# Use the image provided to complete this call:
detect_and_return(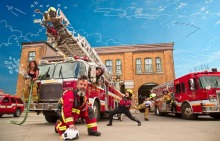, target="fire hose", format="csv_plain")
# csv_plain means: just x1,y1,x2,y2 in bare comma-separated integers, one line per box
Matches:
10,80,34,125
